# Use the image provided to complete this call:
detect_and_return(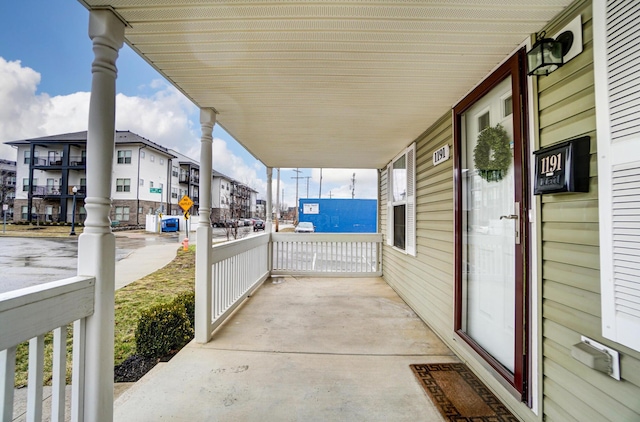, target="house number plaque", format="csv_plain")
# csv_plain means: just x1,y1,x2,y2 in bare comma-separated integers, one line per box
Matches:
533,136,590,195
